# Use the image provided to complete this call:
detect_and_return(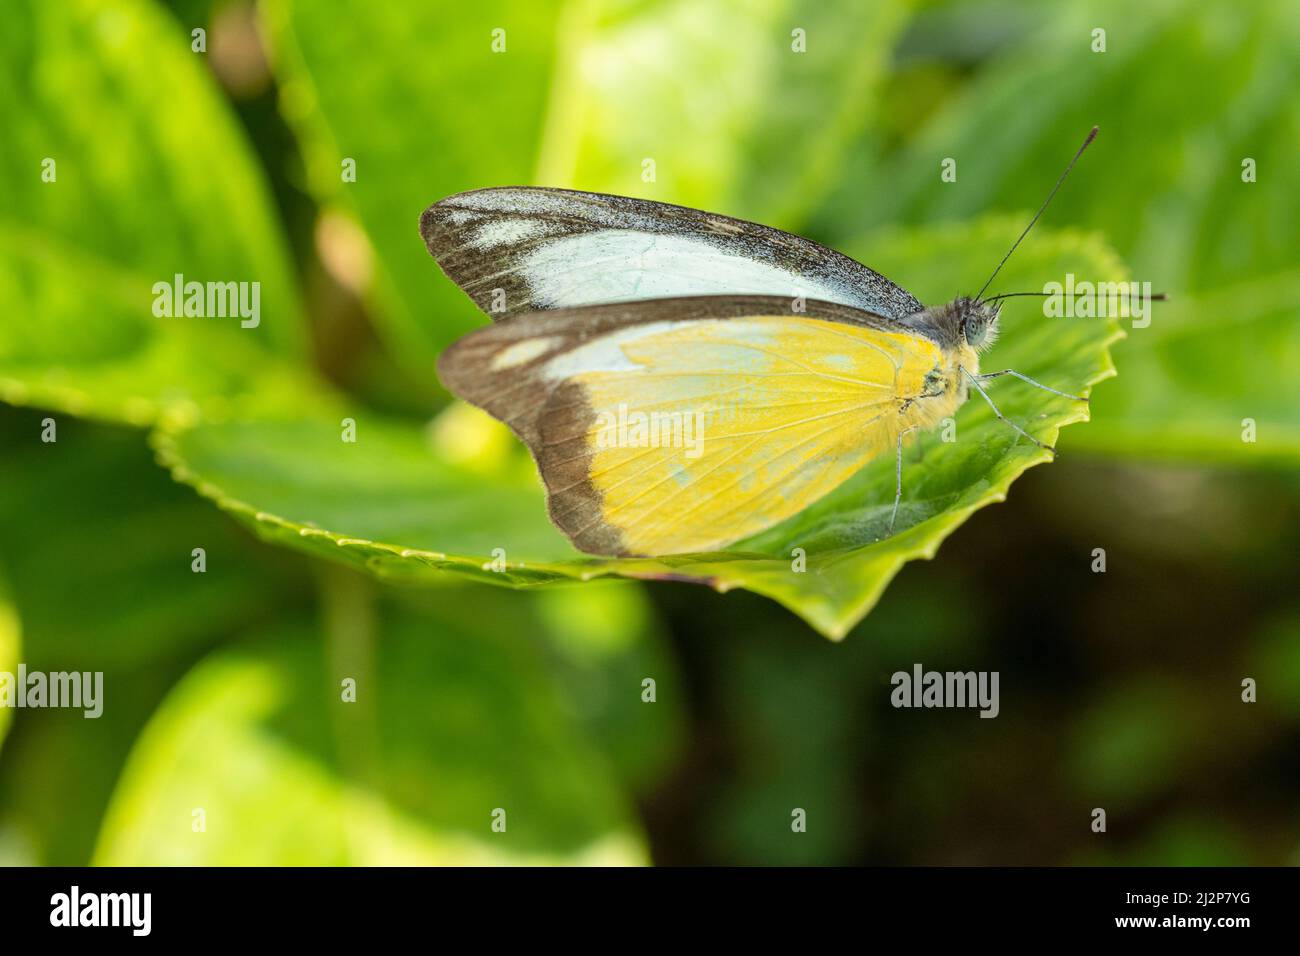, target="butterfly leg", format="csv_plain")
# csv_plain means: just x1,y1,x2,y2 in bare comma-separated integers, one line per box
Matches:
977,369,1087,402
889,425,922,534
961,368,1057,456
